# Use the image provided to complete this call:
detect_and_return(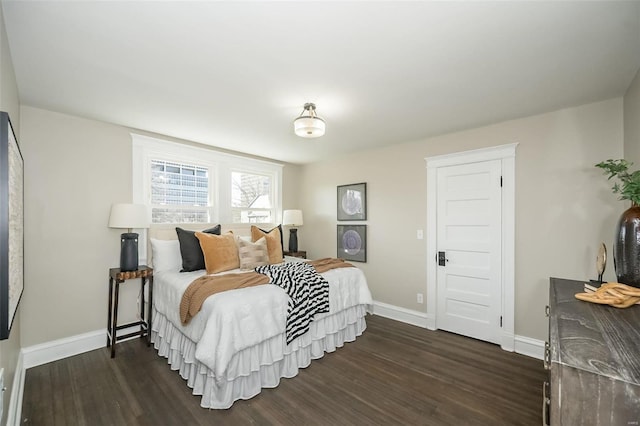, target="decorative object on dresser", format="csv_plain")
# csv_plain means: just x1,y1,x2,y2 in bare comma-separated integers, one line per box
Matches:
614,204,640,286
575,281,640,308
337,182,366,221
337,224,366,262
0,111,23,340
596,159,640,287
282,209,303,252
546,278,640,425
107,266,153,358
293,102,325,138
108,203,150,271
593,242,607,285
